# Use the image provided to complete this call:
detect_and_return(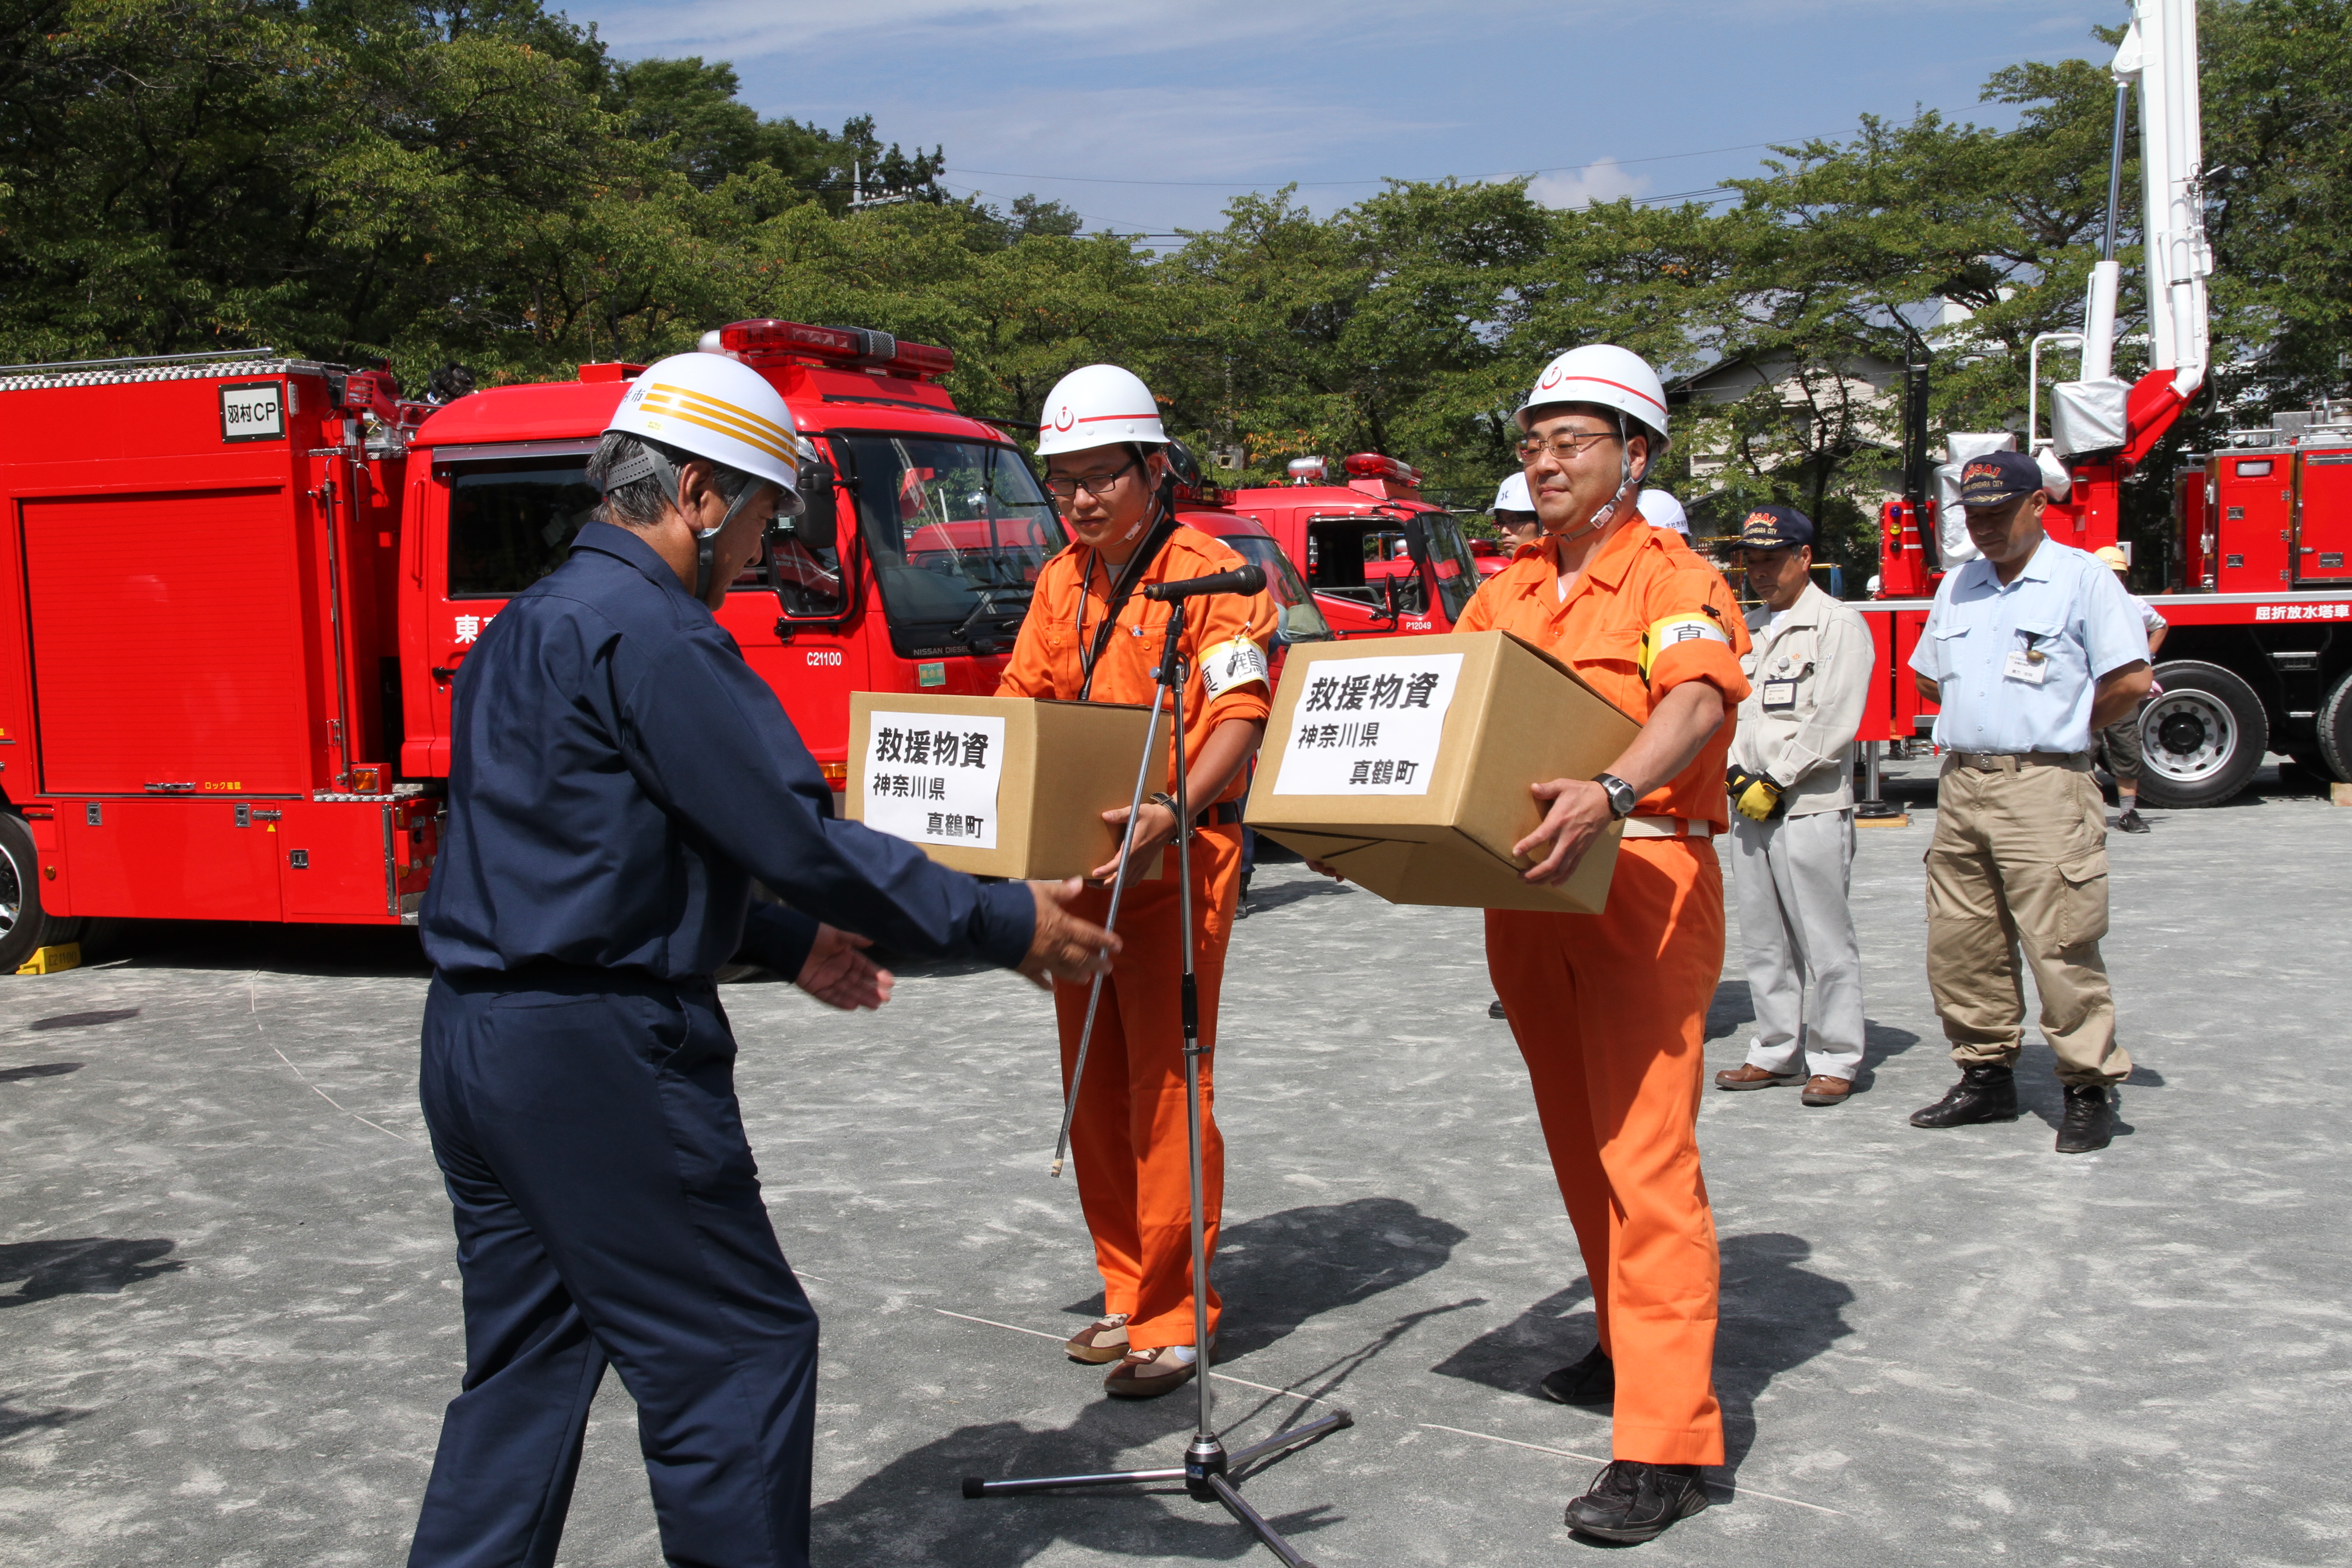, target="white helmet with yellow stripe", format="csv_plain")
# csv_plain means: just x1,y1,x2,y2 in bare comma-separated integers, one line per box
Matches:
598,351,806,599
609,352,804,495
